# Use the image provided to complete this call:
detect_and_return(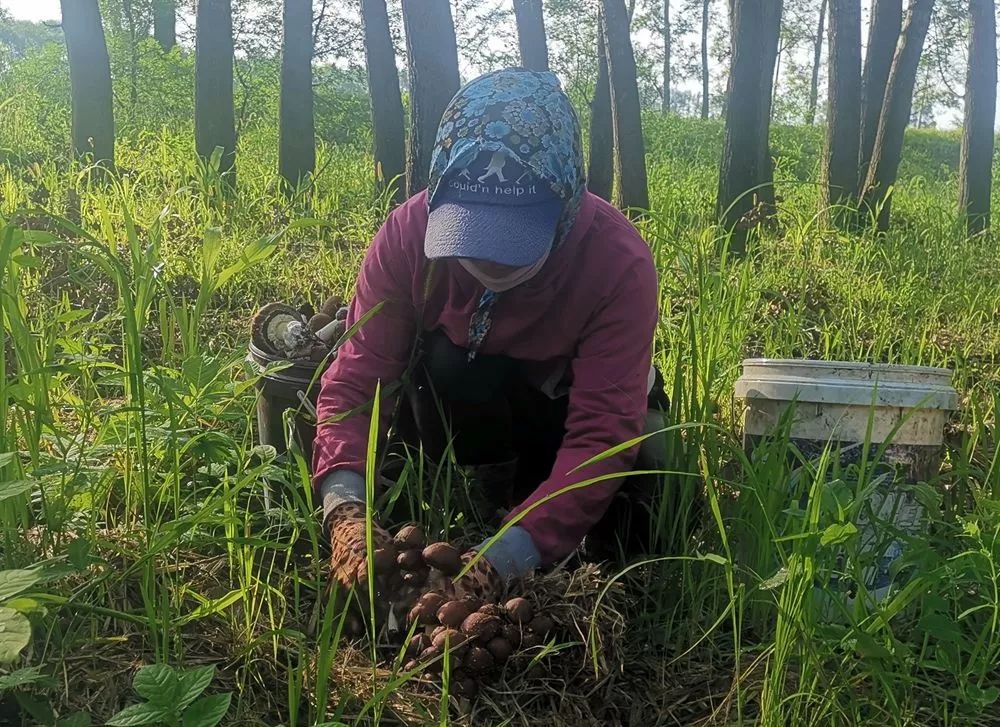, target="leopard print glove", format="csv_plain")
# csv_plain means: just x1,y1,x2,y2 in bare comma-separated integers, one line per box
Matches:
328,502,393,591
424,550,504,605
